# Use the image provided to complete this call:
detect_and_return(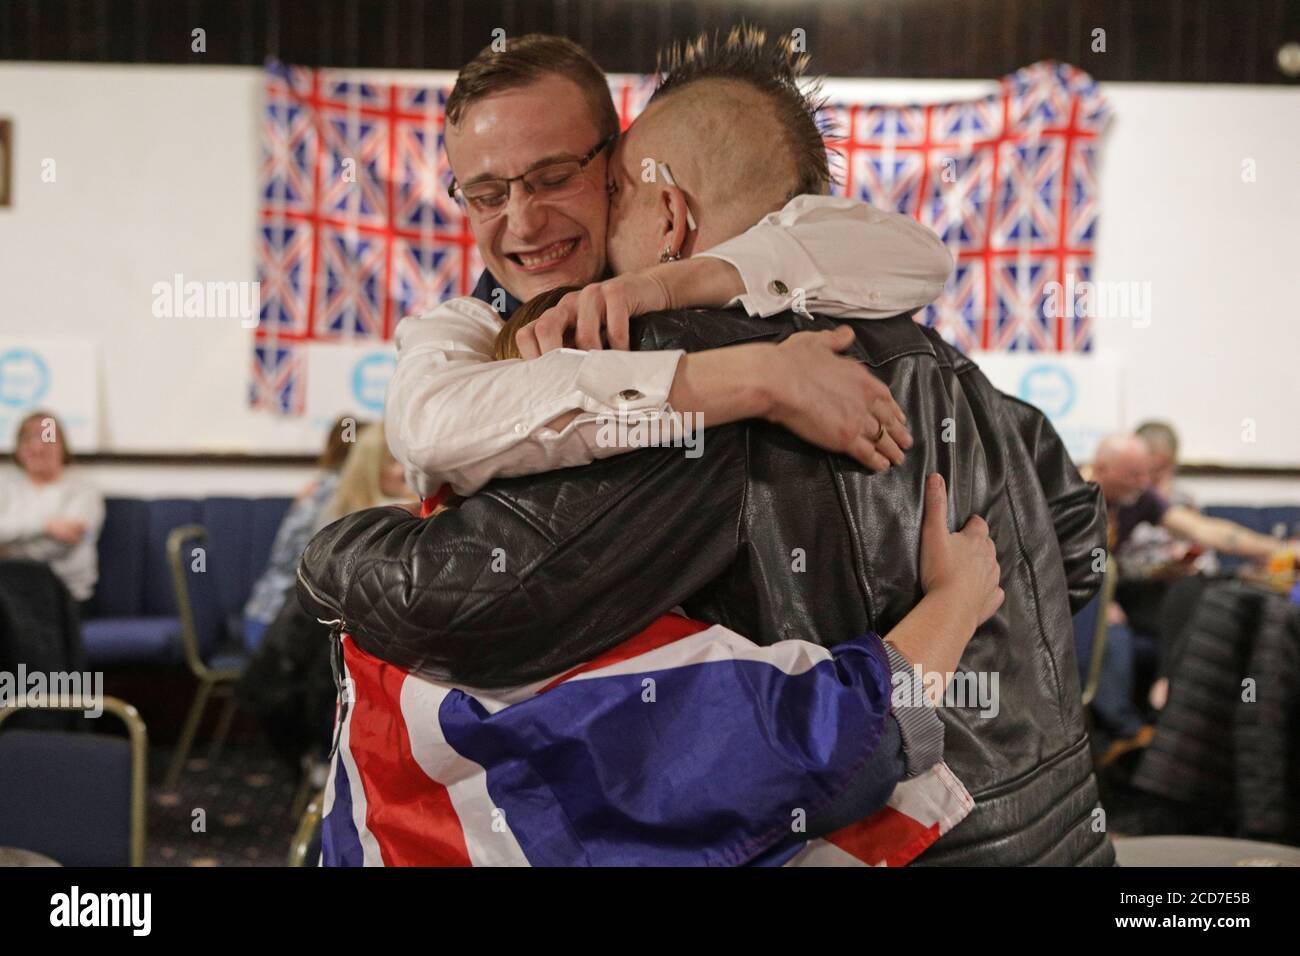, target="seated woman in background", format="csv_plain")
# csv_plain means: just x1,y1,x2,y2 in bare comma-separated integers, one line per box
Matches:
242,415,355,650
0,410,105,612
238,422,417,777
